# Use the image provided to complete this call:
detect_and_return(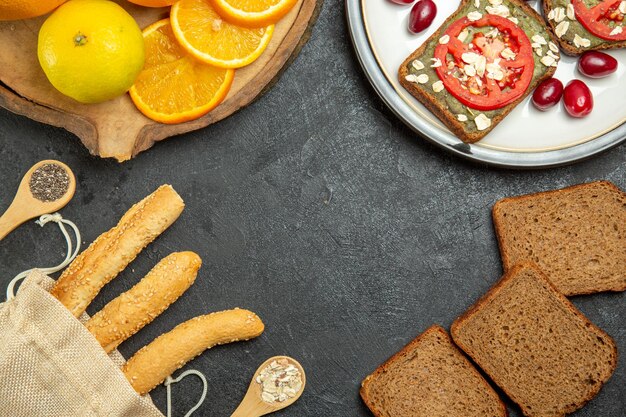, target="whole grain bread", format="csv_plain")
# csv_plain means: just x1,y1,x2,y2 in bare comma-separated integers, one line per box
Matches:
543,0,626,55
398,0,558,143
492,180,626,296
451,263,618,417
360,325,507,417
